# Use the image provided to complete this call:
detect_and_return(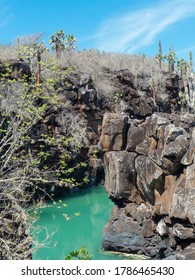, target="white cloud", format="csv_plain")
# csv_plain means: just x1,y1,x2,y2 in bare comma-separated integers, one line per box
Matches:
93,0,195,53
